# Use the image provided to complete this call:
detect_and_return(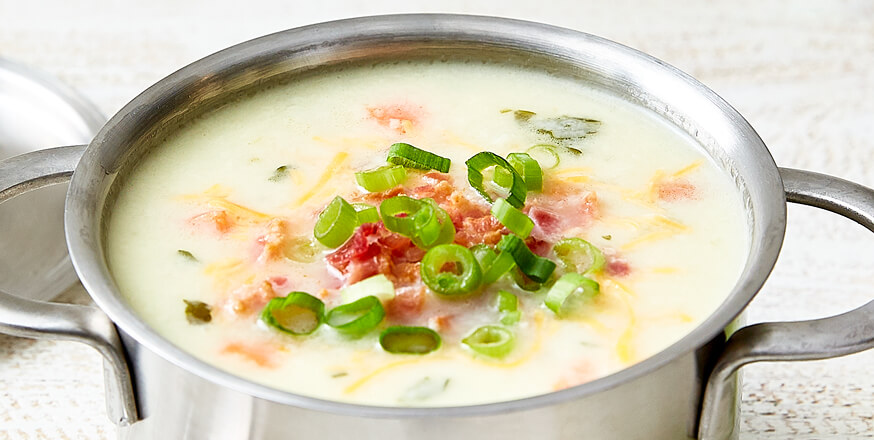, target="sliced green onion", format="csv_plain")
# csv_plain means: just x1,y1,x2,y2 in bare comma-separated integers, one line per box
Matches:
412,202,442,246
462,325,515,358
491,198,534,238
380,326,441,354
496,291,521,325
355,164,407,192
183,299,211,324
411,199,455,249
507,153,543,191
379,196,422,237
420,244,482,296
553,238,606,275
511,267,543,292
387,143,451,173
471,244,497,270
465,152,527,208
472,243,515,285
326,296,385,336
496,290,518,313
352,203,380,224
314,196,358,248
497,234,556,284
544,273,600,316
526,144,560,169
261,292,325,335
340,274,396,304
